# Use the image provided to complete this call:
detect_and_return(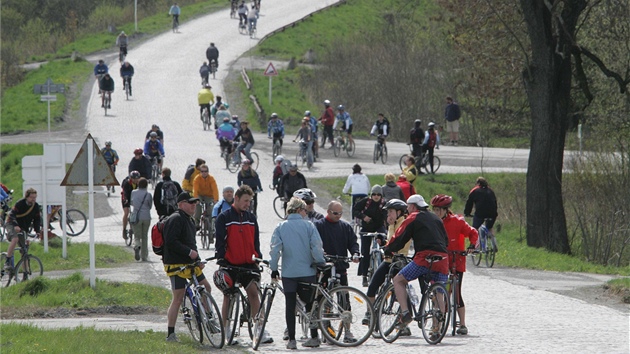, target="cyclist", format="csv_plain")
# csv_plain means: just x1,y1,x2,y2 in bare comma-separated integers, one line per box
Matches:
214,185,273,344
333,105,354,151
215,105,232,130
269,197,326,349
247,4,259,33
304,110,319,160
230,114,240,128
409,119,424,163
370,113,390,146
115,31,128,61
98,73,115,109
383,194,449,330
464,177,498,231
93,59,108,80
3,188,42,272
237,159,262,215
216,117,237,157
128,148,152,179
197,84,214,122
364,198,412,336
211,96,229,128
430,194,478,335
342,164,371,219
421,122,440,174
101,141,119,192
192,164,219,230
279,165,307,211
267,113,285,149
169,2,181,27
121,171,141,240
293,117,313,167
145,124,164,145
212,185,234,220
237,1,248,27
205,42,219,70
319,99,335,148
120,61,134,96
353,185,387,287
144,132,165,172
293,188,324,222
233,121,255,165
272,155,285,195
199,61,210,85
182,158,205,194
